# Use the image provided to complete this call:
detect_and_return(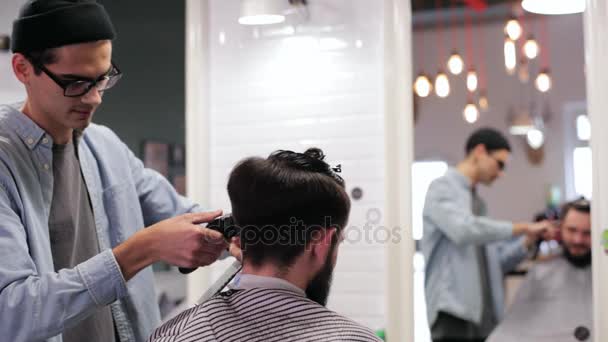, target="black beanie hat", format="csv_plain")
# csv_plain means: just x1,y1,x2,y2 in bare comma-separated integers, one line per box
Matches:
11,0,116,53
